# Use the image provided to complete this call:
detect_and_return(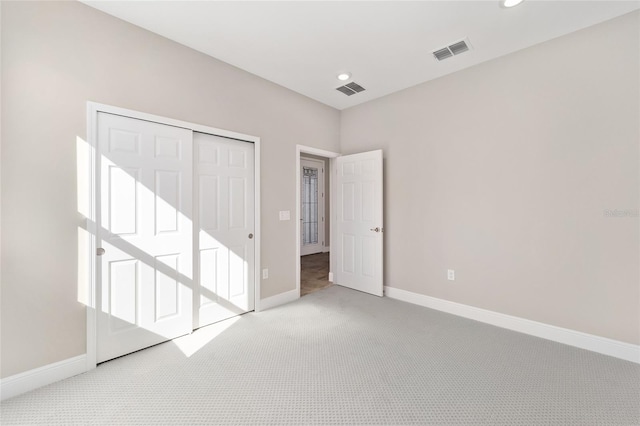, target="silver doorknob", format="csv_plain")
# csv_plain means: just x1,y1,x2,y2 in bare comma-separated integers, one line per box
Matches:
96,248,106,256
248,233,254,239
370,227,380,233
